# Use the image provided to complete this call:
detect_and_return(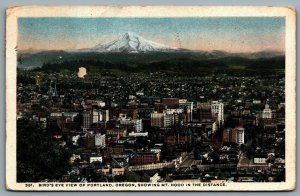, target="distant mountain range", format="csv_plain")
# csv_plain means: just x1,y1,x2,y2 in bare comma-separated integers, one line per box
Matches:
77,32,178,53
17,32,285,72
